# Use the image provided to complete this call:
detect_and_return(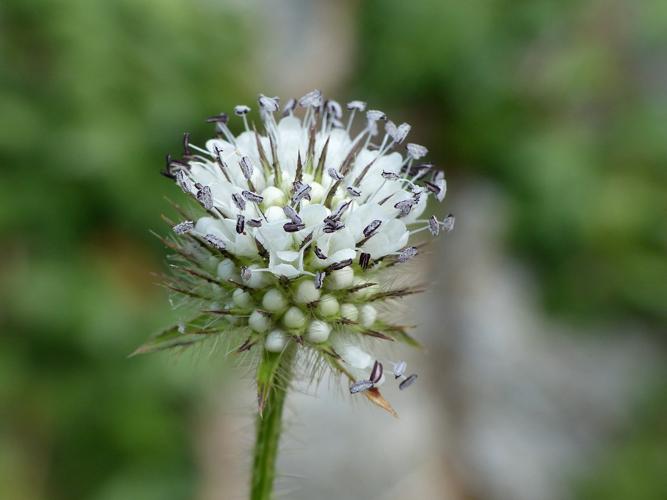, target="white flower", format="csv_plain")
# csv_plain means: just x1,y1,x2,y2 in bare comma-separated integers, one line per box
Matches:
153,90,451,414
